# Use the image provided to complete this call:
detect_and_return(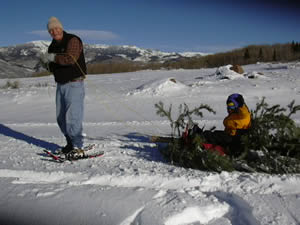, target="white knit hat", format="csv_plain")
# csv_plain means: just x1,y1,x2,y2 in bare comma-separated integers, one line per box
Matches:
47,17,63,31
